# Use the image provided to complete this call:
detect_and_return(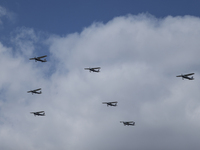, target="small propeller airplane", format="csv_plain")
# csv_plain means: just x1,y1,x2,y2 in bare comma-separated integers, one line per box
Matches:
176,73,194,80
27,88,42,95
84,67,101,72
120,121,135,126
29,55,47,62
102,101,118,107
30,111,45,116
